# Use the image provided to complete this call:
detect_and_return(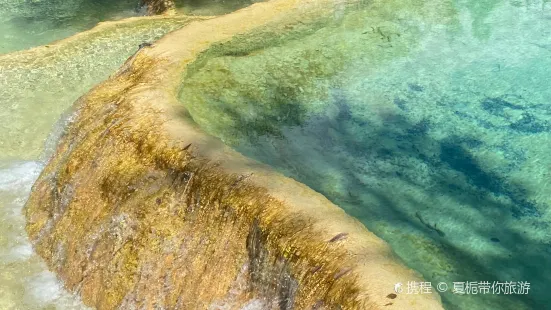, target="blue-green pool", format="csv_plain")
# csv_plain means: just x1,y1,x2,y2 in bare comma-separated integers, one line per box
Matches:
0,0,140,54
180,0,551,309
